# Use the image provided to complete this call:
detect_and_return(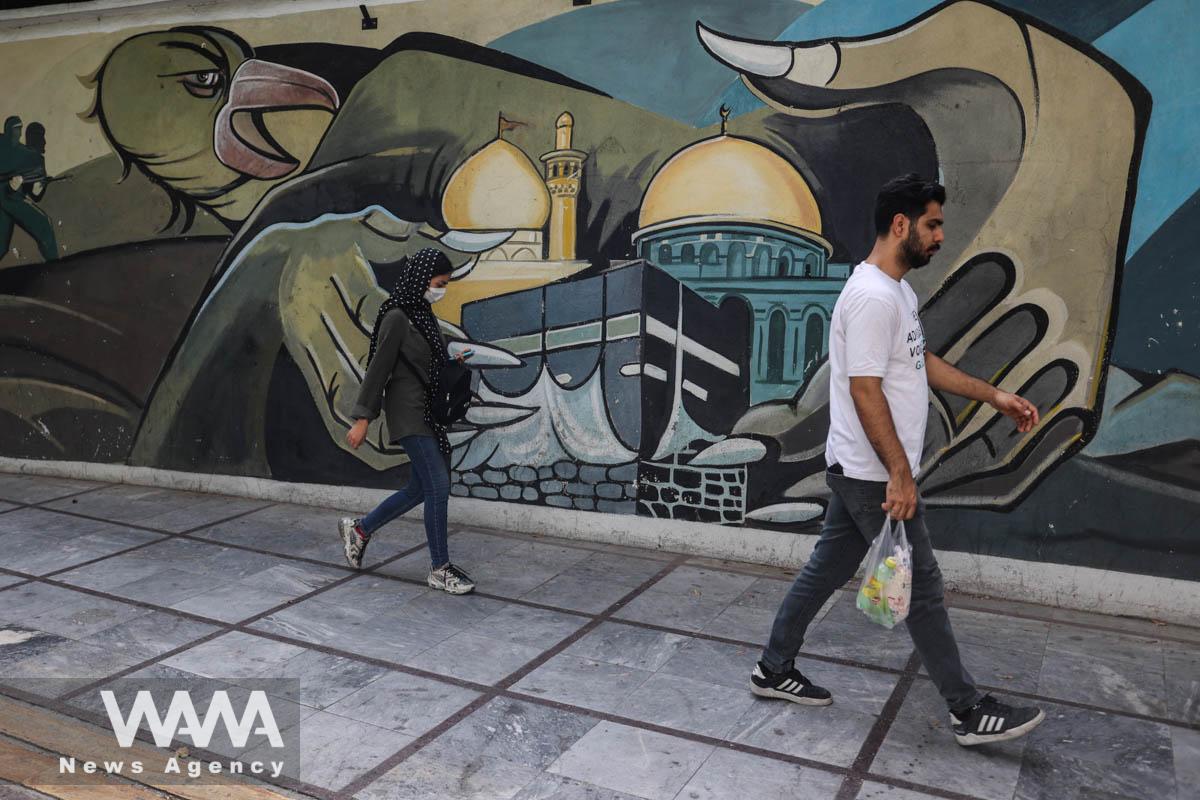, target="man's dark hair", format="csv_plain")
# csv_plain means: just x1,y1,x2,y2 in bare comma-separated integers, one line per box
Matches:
874,173,946,236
